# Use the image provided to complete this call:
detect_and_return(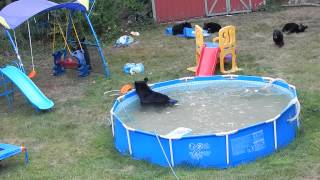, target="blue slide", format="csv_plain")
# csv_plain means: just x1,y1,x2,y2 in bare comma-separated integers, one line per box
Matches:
0,65,54,110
